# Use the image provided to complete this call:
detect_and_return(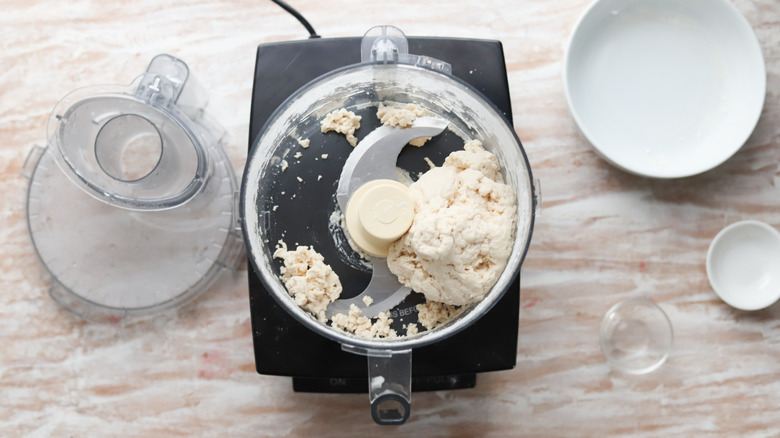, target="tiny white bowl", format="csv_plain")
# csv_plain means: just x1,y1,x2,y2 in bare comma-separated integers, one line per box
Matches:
706,220,780,311
563,0,765,178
